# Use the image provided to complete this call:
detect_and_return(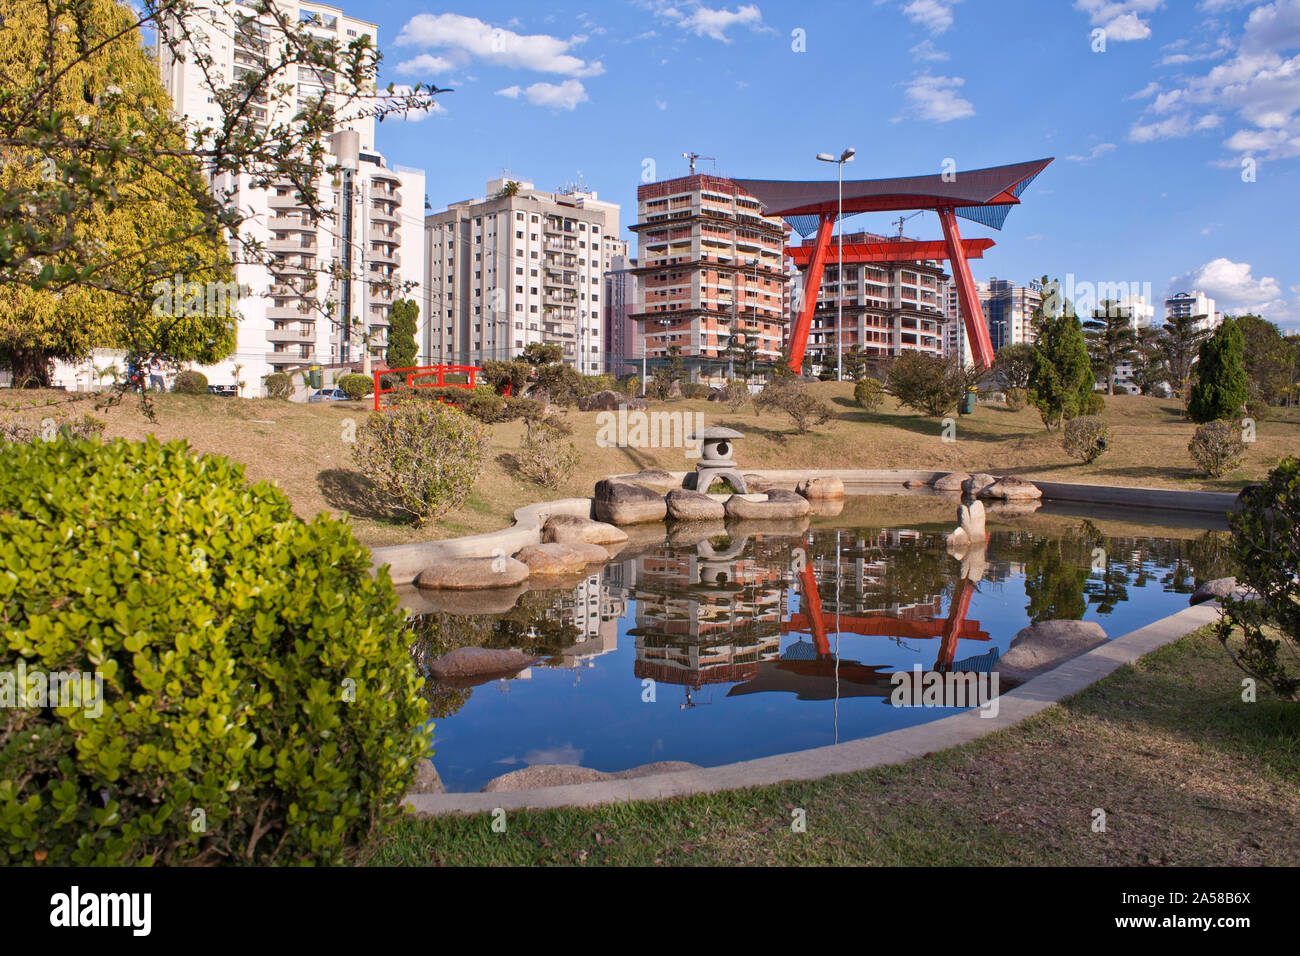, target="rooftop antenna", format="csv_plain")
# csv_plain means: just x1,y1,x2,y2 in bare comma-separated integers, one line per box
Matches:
683,151,715,174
